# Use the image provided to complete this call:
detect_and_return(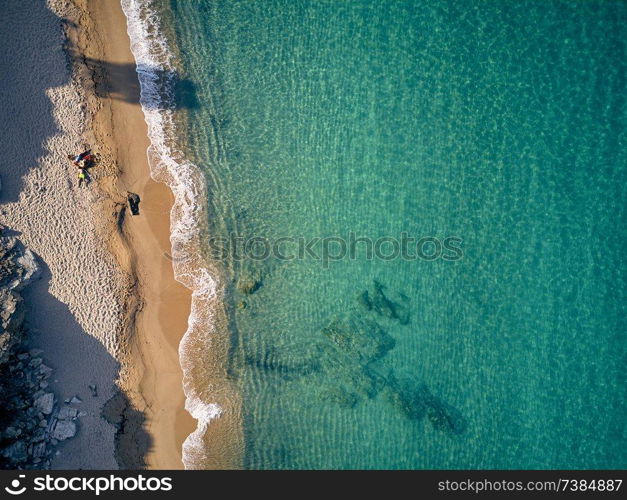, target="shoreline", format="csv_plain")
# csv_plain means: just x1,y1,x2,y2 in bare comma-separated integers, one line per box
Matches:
2,0,240,470
108,0,245,469
70,0,196,468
